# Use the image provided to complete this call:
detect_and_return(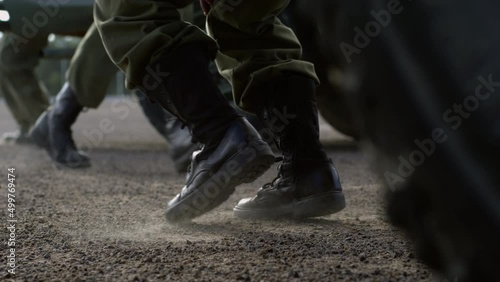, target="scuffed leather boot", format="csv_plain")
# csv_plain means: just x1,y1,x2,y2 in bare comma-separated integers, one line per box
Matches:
140,44,275,222
234,74,346,219
167,117,275,222
30,83,90,168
